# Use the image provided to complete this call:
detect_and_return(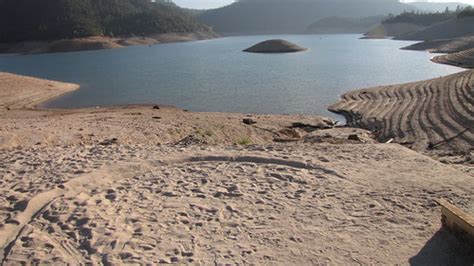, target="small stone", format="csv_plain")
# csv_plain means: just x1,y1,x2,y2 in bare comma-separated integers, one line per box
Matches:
99,138,118,146
181,251,194,257
162,191,177,197
226,205,238,212
119,252,133,260
348,134,361,141
12,199,29,212
159,258,171,264
153,105,160,110
105,194,117,201
278,128,302,139
227,184,239,192
243,118,257,125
